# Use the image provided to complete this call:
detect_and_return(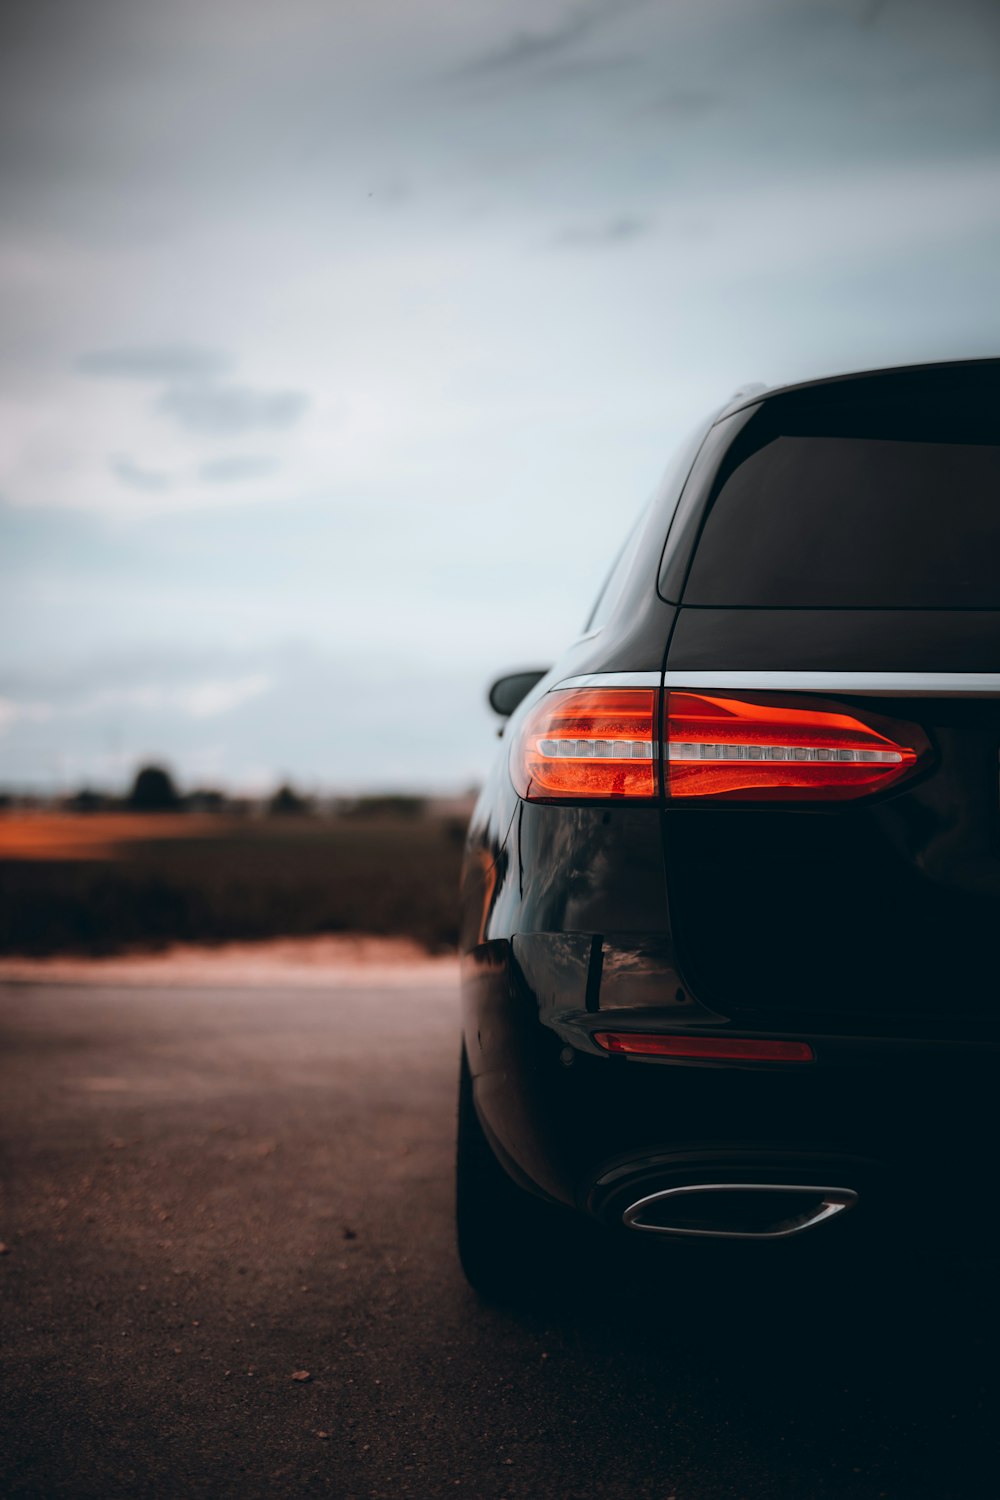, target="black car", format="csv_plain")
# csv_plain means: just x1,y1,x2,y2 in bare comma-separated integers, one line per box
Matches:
456,357,1000,1300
